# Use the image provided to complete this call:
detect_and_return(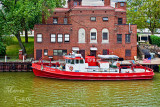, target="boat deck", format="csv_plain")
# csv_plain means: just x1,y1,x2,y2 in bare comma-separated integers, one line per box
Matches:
121,68,150,73
45,65,151,73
